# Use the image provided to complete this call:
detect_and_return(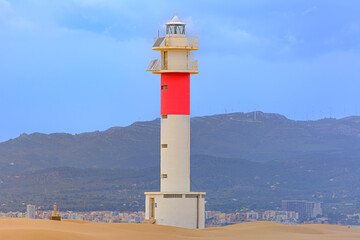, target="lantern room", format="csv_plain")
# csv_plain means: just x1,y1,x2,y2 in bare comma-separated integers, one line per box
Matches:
166,14,186,36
